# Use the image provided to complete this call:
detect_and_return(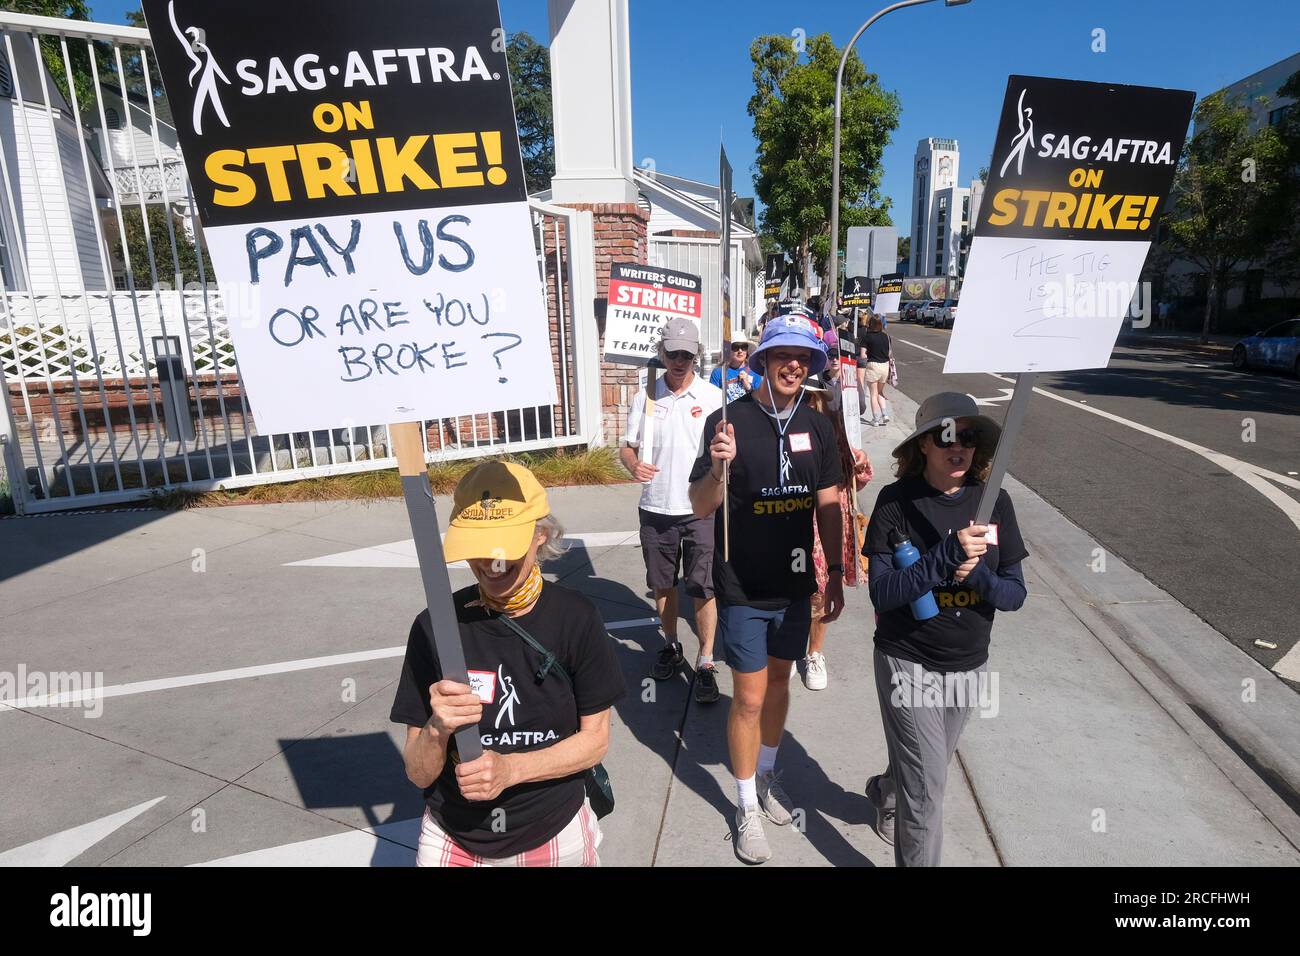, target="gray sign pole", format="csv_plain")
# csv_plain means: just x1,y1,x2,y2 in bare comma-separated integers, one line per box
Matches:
974,373,1037,525
391,422,483,761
